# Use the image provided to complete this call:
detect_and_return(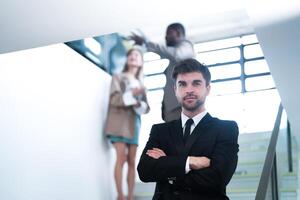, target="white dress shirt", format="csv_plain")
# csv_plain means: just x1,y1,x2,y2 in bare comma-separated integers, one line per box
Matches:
181,110,208,173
